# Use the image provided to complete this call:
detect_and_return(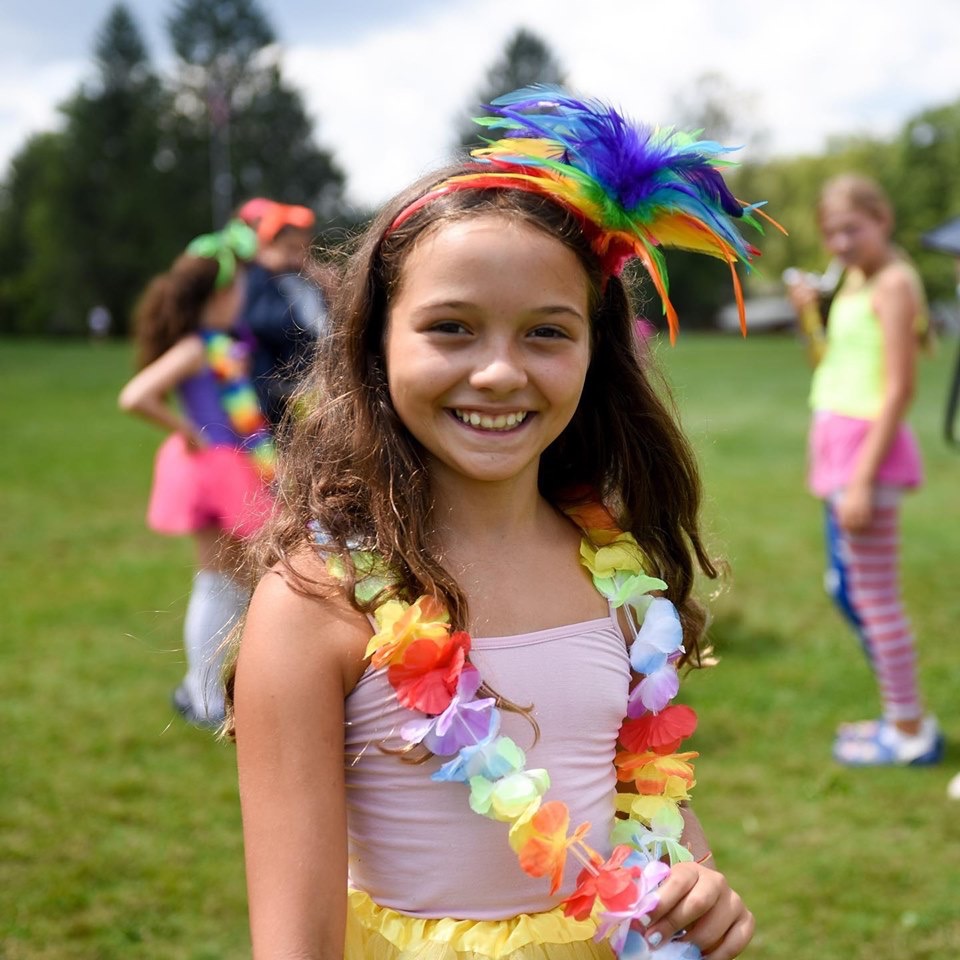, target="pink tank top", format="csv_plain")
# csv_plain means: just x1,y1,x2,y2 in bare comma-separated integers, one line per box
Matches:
344,608,630,919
